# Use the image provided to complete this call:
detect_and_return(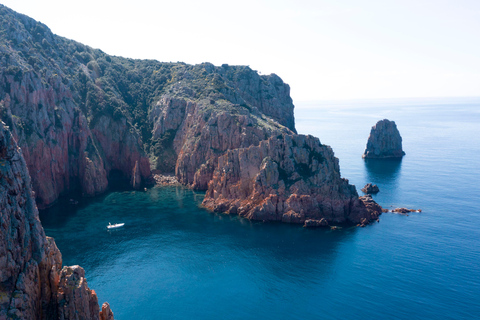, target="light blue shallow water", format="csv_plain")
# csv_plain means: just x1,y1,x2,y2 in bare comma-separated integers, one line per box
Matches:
40,97,480,319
